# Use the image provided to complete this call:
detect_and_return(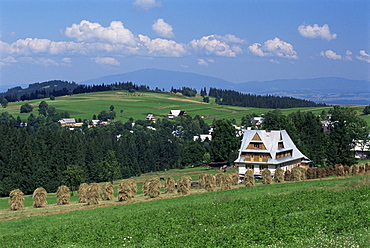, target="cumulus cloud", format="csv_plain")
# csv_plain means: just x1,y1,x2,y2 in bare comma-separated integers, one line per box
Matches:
62,57,72,63
189,35,244,57
298,24,337,41
320,50,342,60
138,35,186,57
356,50,370,63
133,0,161,11
0,56,17,66
197,58,215,66
92,57,120,66
65,20,136,45
152,19,174,38
248,38,298,59
345,50,353,61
